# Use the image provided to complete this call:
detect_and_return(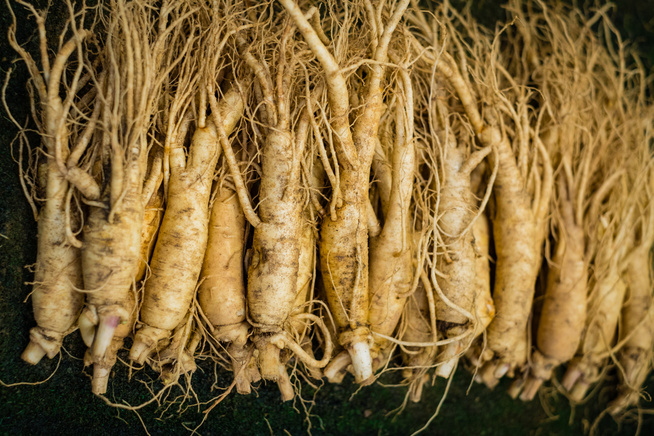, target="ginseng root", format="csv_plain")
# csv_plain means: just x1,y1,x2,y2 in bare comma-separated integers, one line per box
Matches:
198,180,260,395
130,88,244,364
7,0,91,365
282,0,412,384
